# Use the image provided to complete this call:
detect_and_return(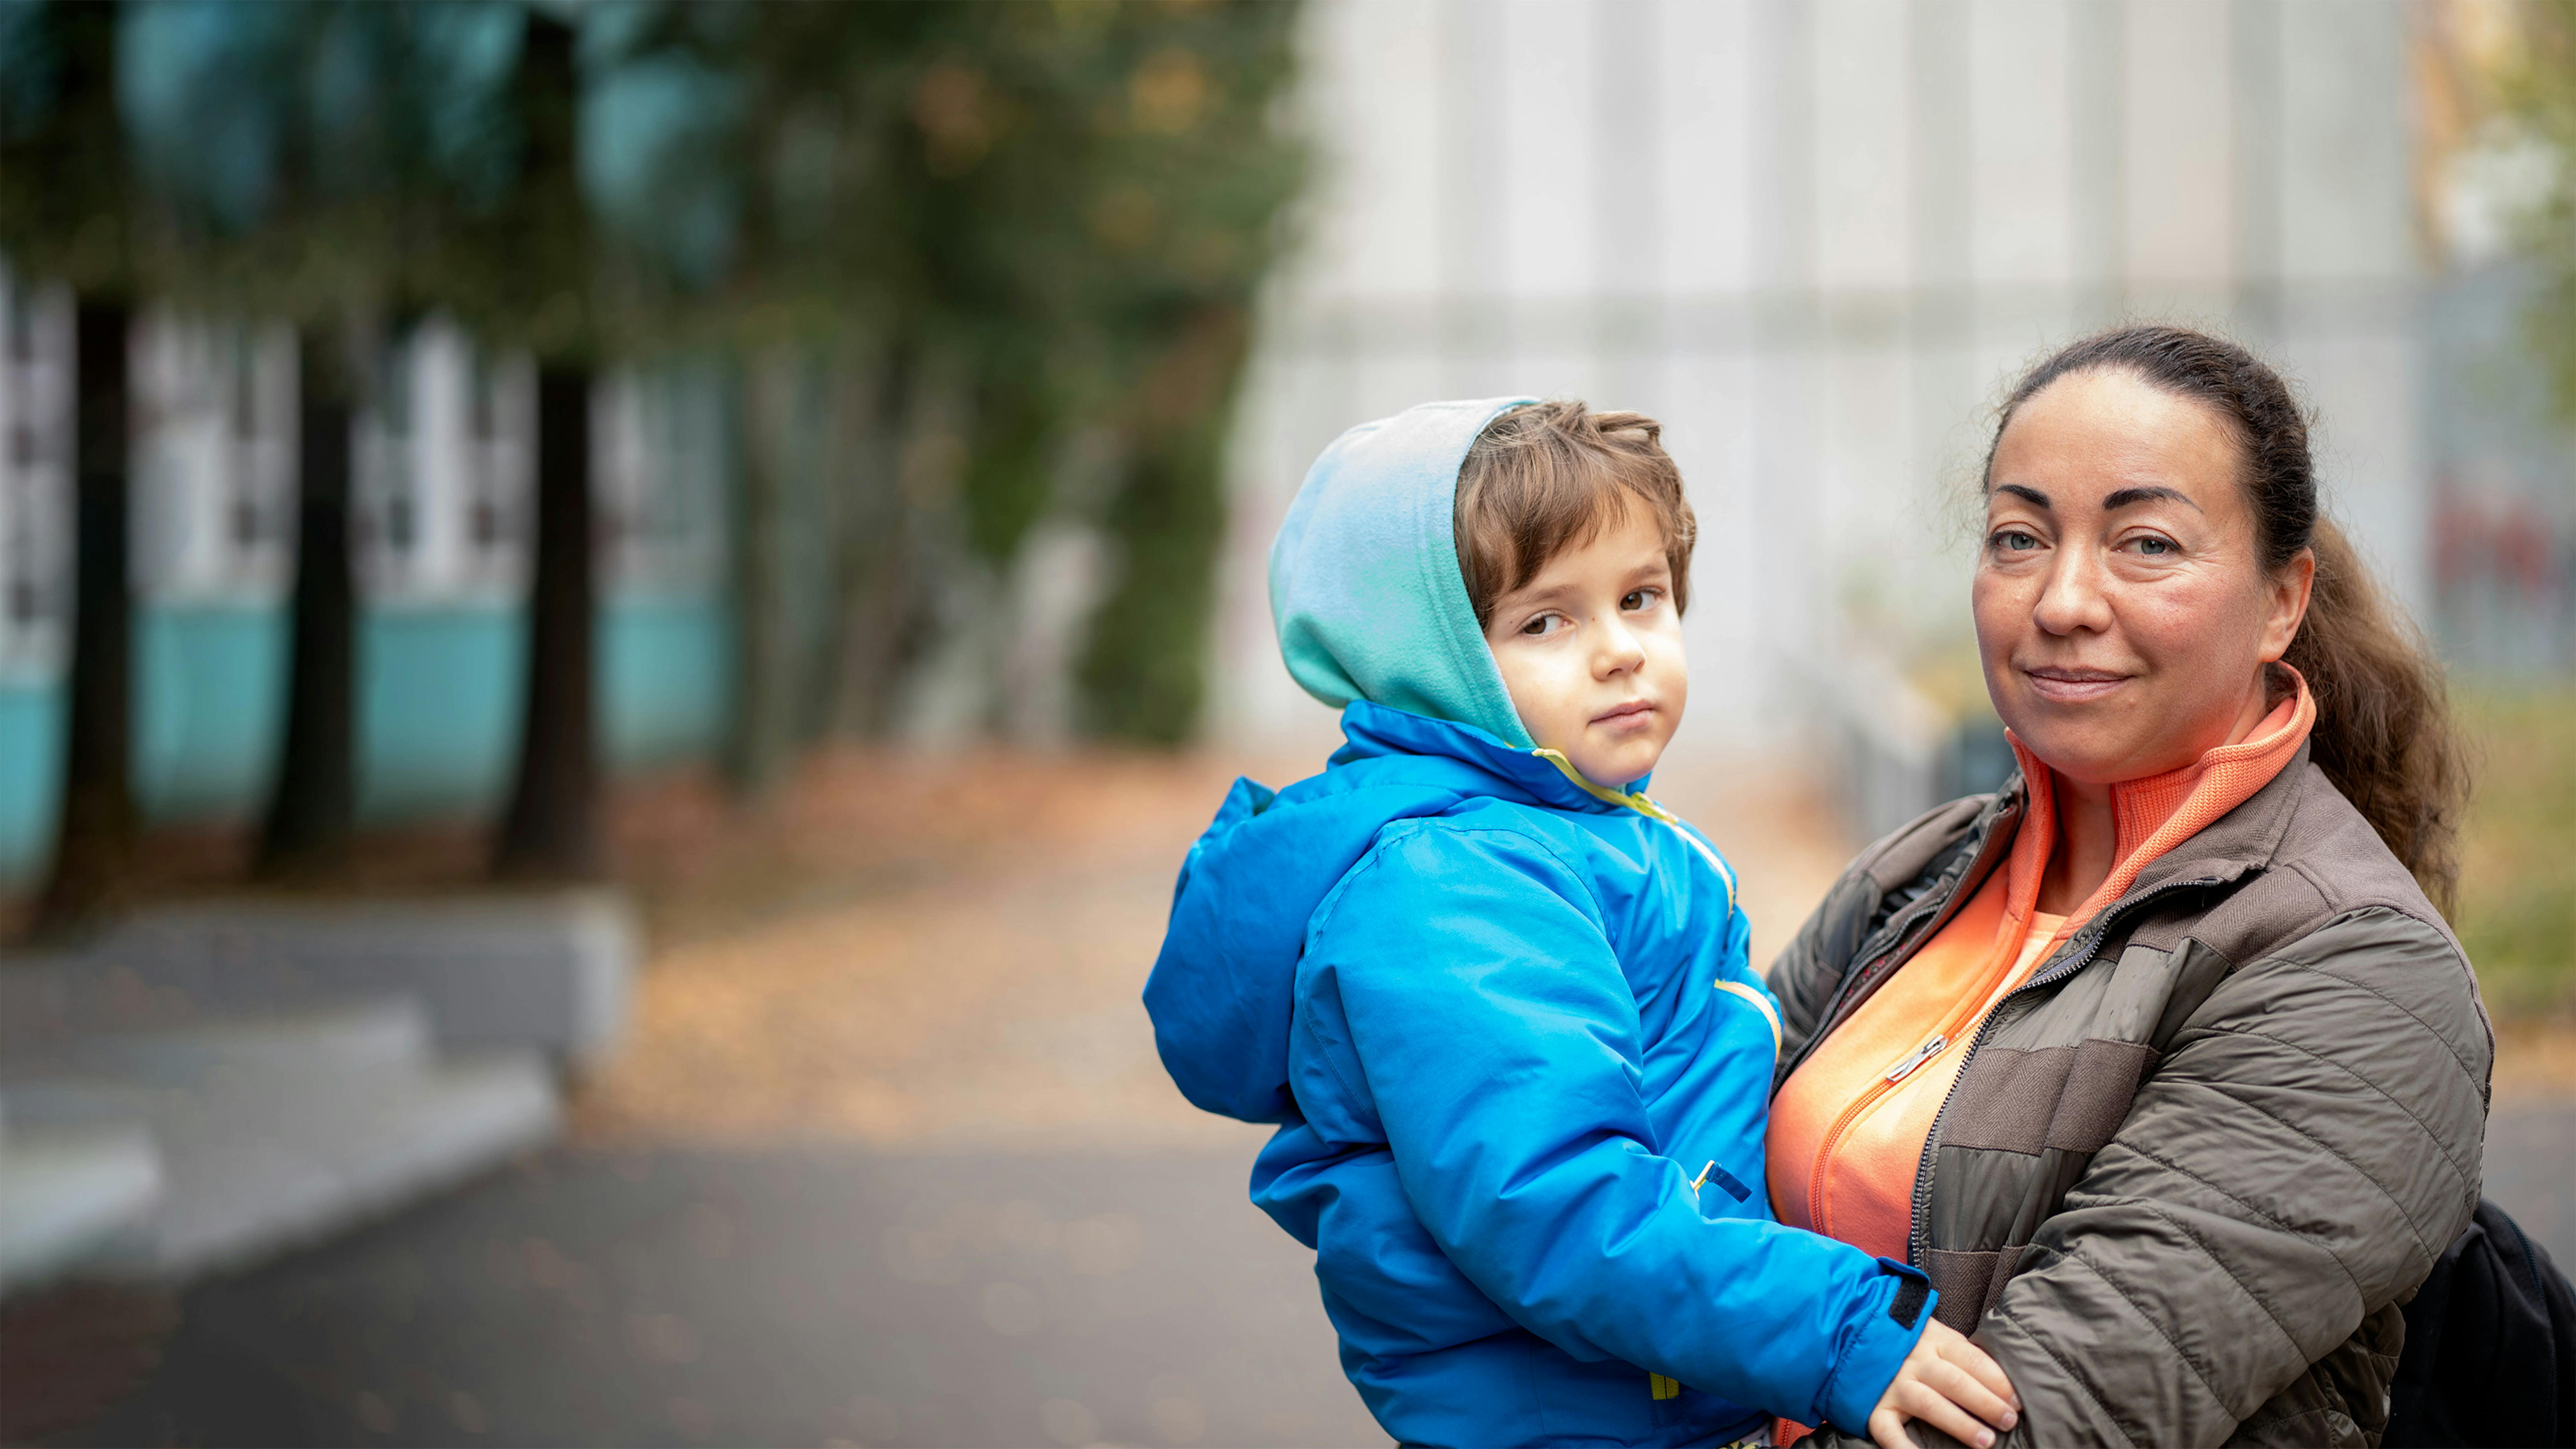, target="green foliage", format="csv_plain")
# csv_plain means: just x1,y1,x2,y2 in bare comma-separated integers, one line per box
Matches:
700,0,1305,739
2494,0,2576,422
587,2,1307,739
1079,430,1226,745
1079,306,1249,744
3,0,1307,749
2453,684,2576,1020
0,0,133,295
